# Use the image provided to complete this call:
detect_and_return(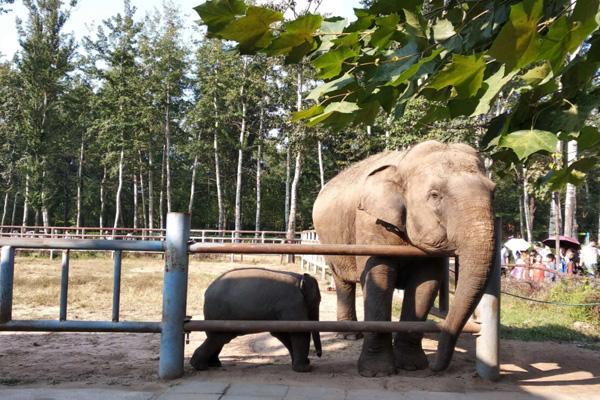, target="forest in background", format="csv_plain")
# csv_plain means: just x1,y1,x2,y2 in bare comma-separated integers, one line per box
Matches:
0,0,599,243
